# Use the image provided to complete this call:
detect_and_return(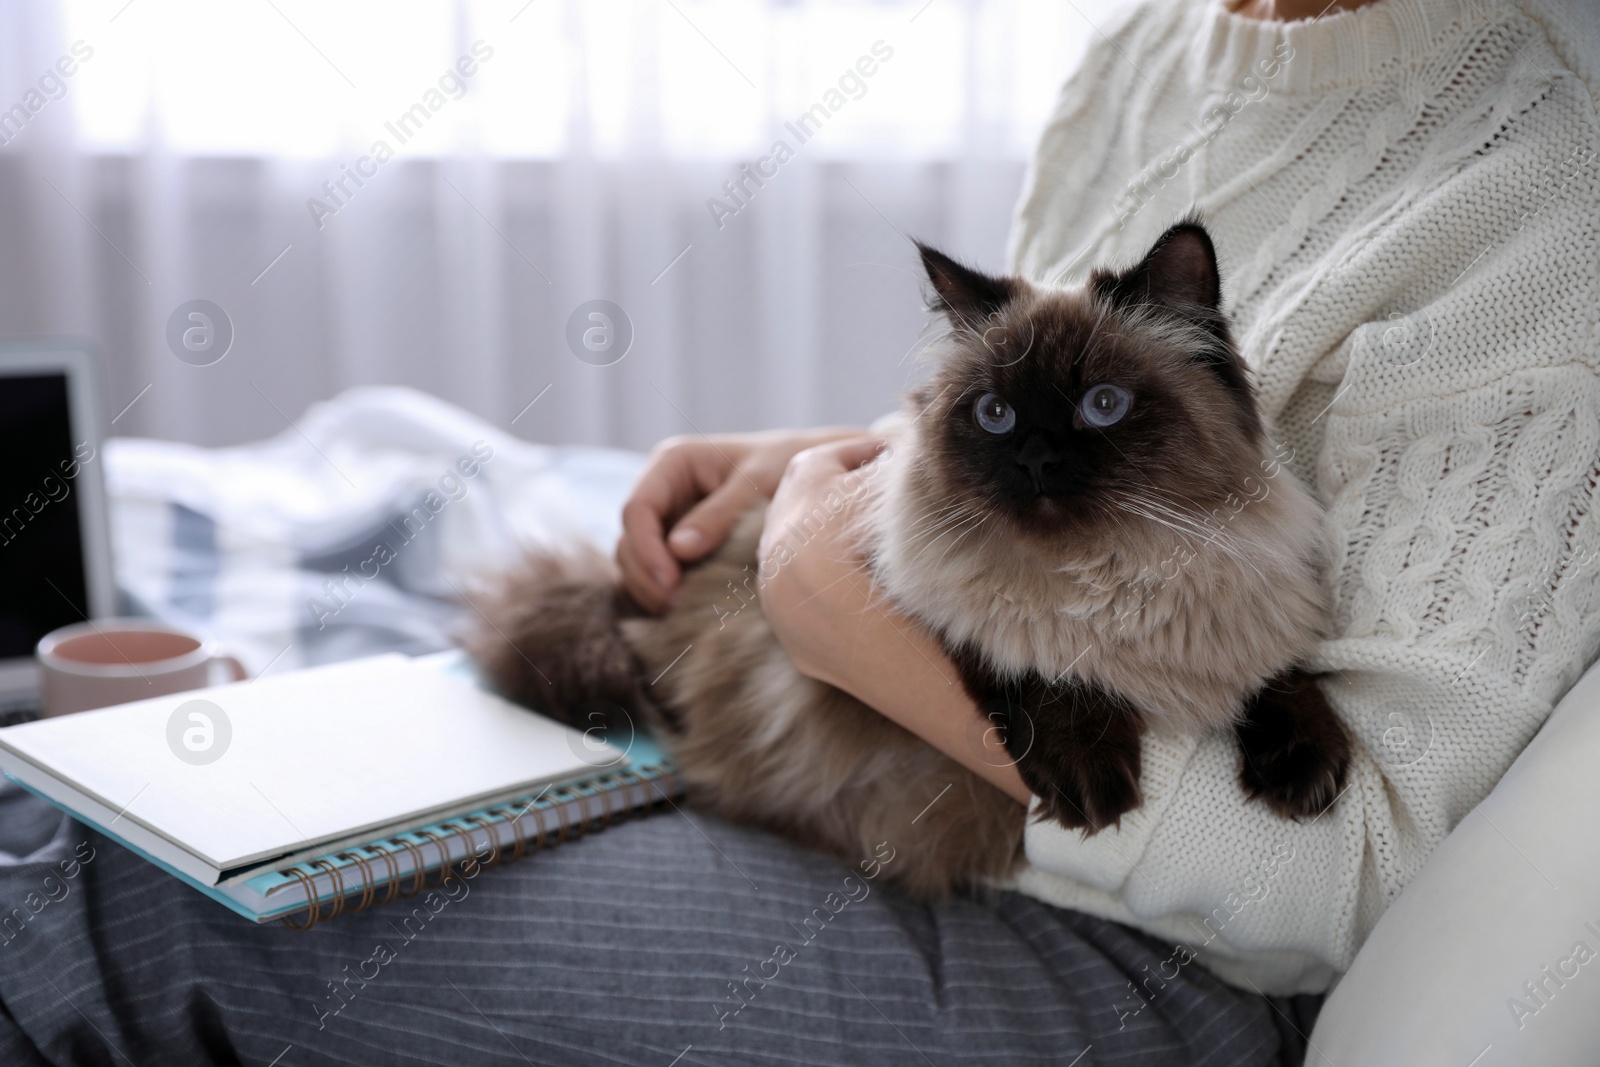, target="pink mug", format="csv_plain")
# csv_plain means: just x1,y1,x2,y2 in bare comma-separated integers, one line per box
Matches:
36,618,247,717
